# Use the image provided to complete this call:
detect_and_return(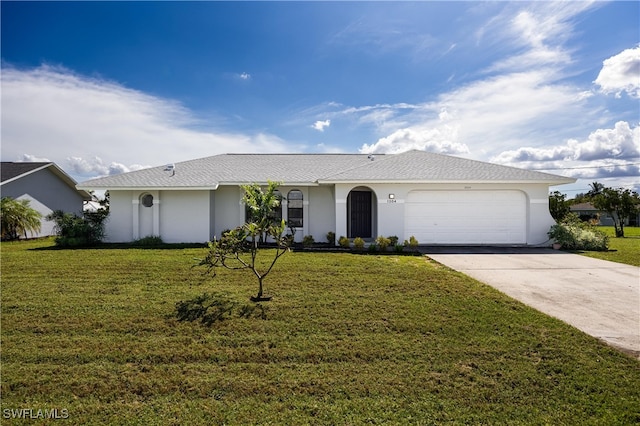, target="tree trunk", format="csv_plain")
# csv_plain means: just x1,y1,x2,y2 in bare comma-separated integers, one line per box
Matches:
257,276,263,299
250,276,272,302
